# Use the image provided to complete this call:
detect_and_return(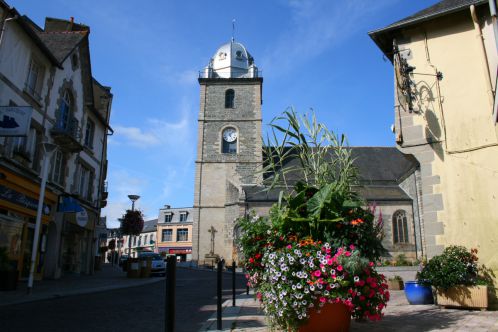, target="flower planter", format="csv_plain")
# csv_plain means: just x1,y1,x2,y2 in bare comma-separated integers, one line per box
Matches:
387,279,404,290
404,281,434,304
298,303,351,332
436,285,488,309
